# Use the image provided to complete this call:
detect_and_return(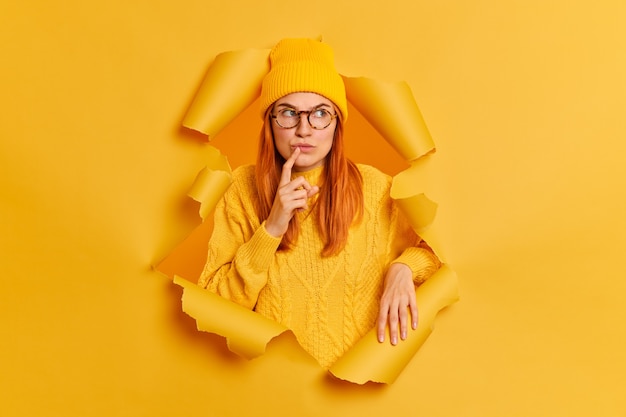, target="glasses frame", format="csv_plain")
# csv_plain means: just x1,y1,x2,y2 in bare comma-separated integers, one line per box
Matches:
271,108,338,130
